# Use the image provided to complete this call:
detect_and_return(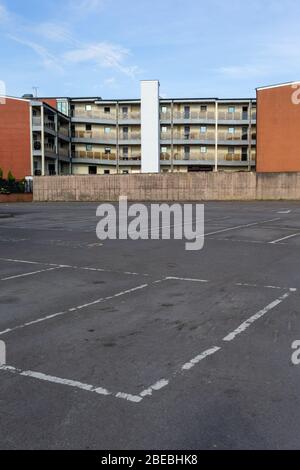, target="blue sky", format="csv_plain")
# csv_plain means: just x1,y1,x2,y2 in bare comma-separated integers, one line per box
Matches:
0,0,300,99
